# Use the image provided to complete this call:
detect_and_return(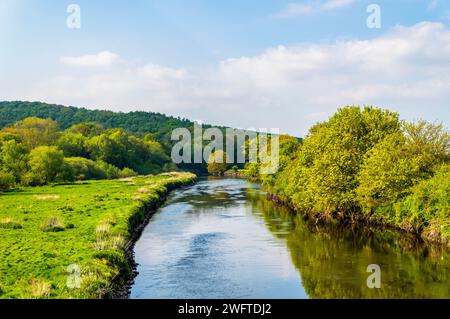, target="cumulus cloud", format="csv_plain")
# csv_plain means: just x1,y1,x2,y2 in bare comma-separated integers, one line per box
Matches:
4,22,450,136
60,51,120,67
276,0,355,18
